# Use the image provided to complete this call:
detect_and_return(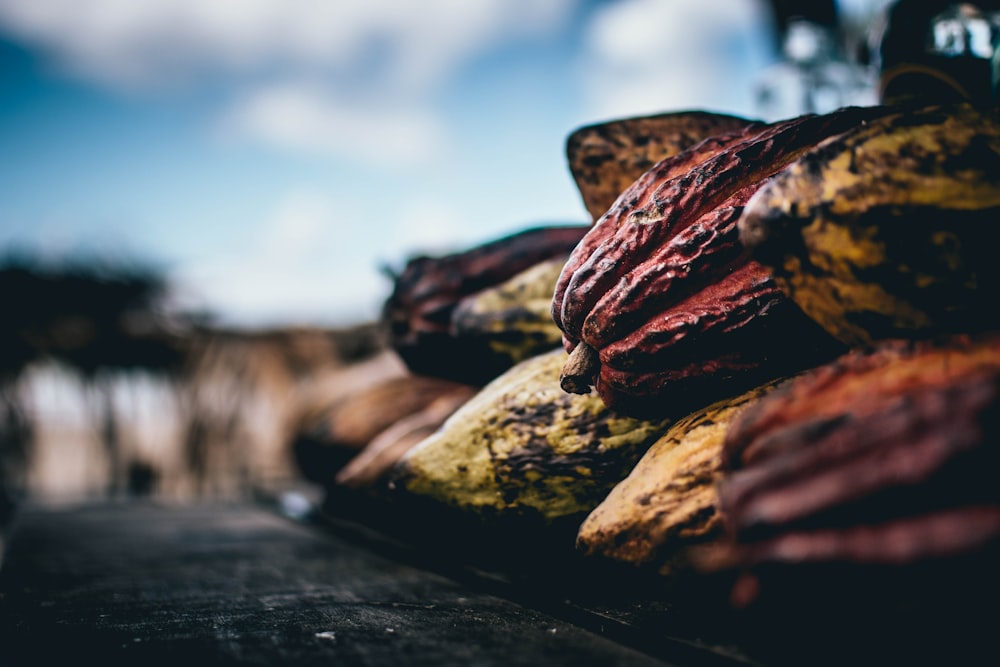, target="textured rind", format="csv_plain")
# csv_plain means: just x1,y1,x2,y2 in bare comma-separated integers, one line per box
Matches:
383,224,588,385
589,267,843,419
335,385,477,490
555,105,892,339
551,127,768,333
298,374,476,450
566,110,760,222
554,106,893,416
291,373,476,486
450,256,568,367
576,379,783,576
391,348,673,523
704,333,1000,607
738,103,1000,347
